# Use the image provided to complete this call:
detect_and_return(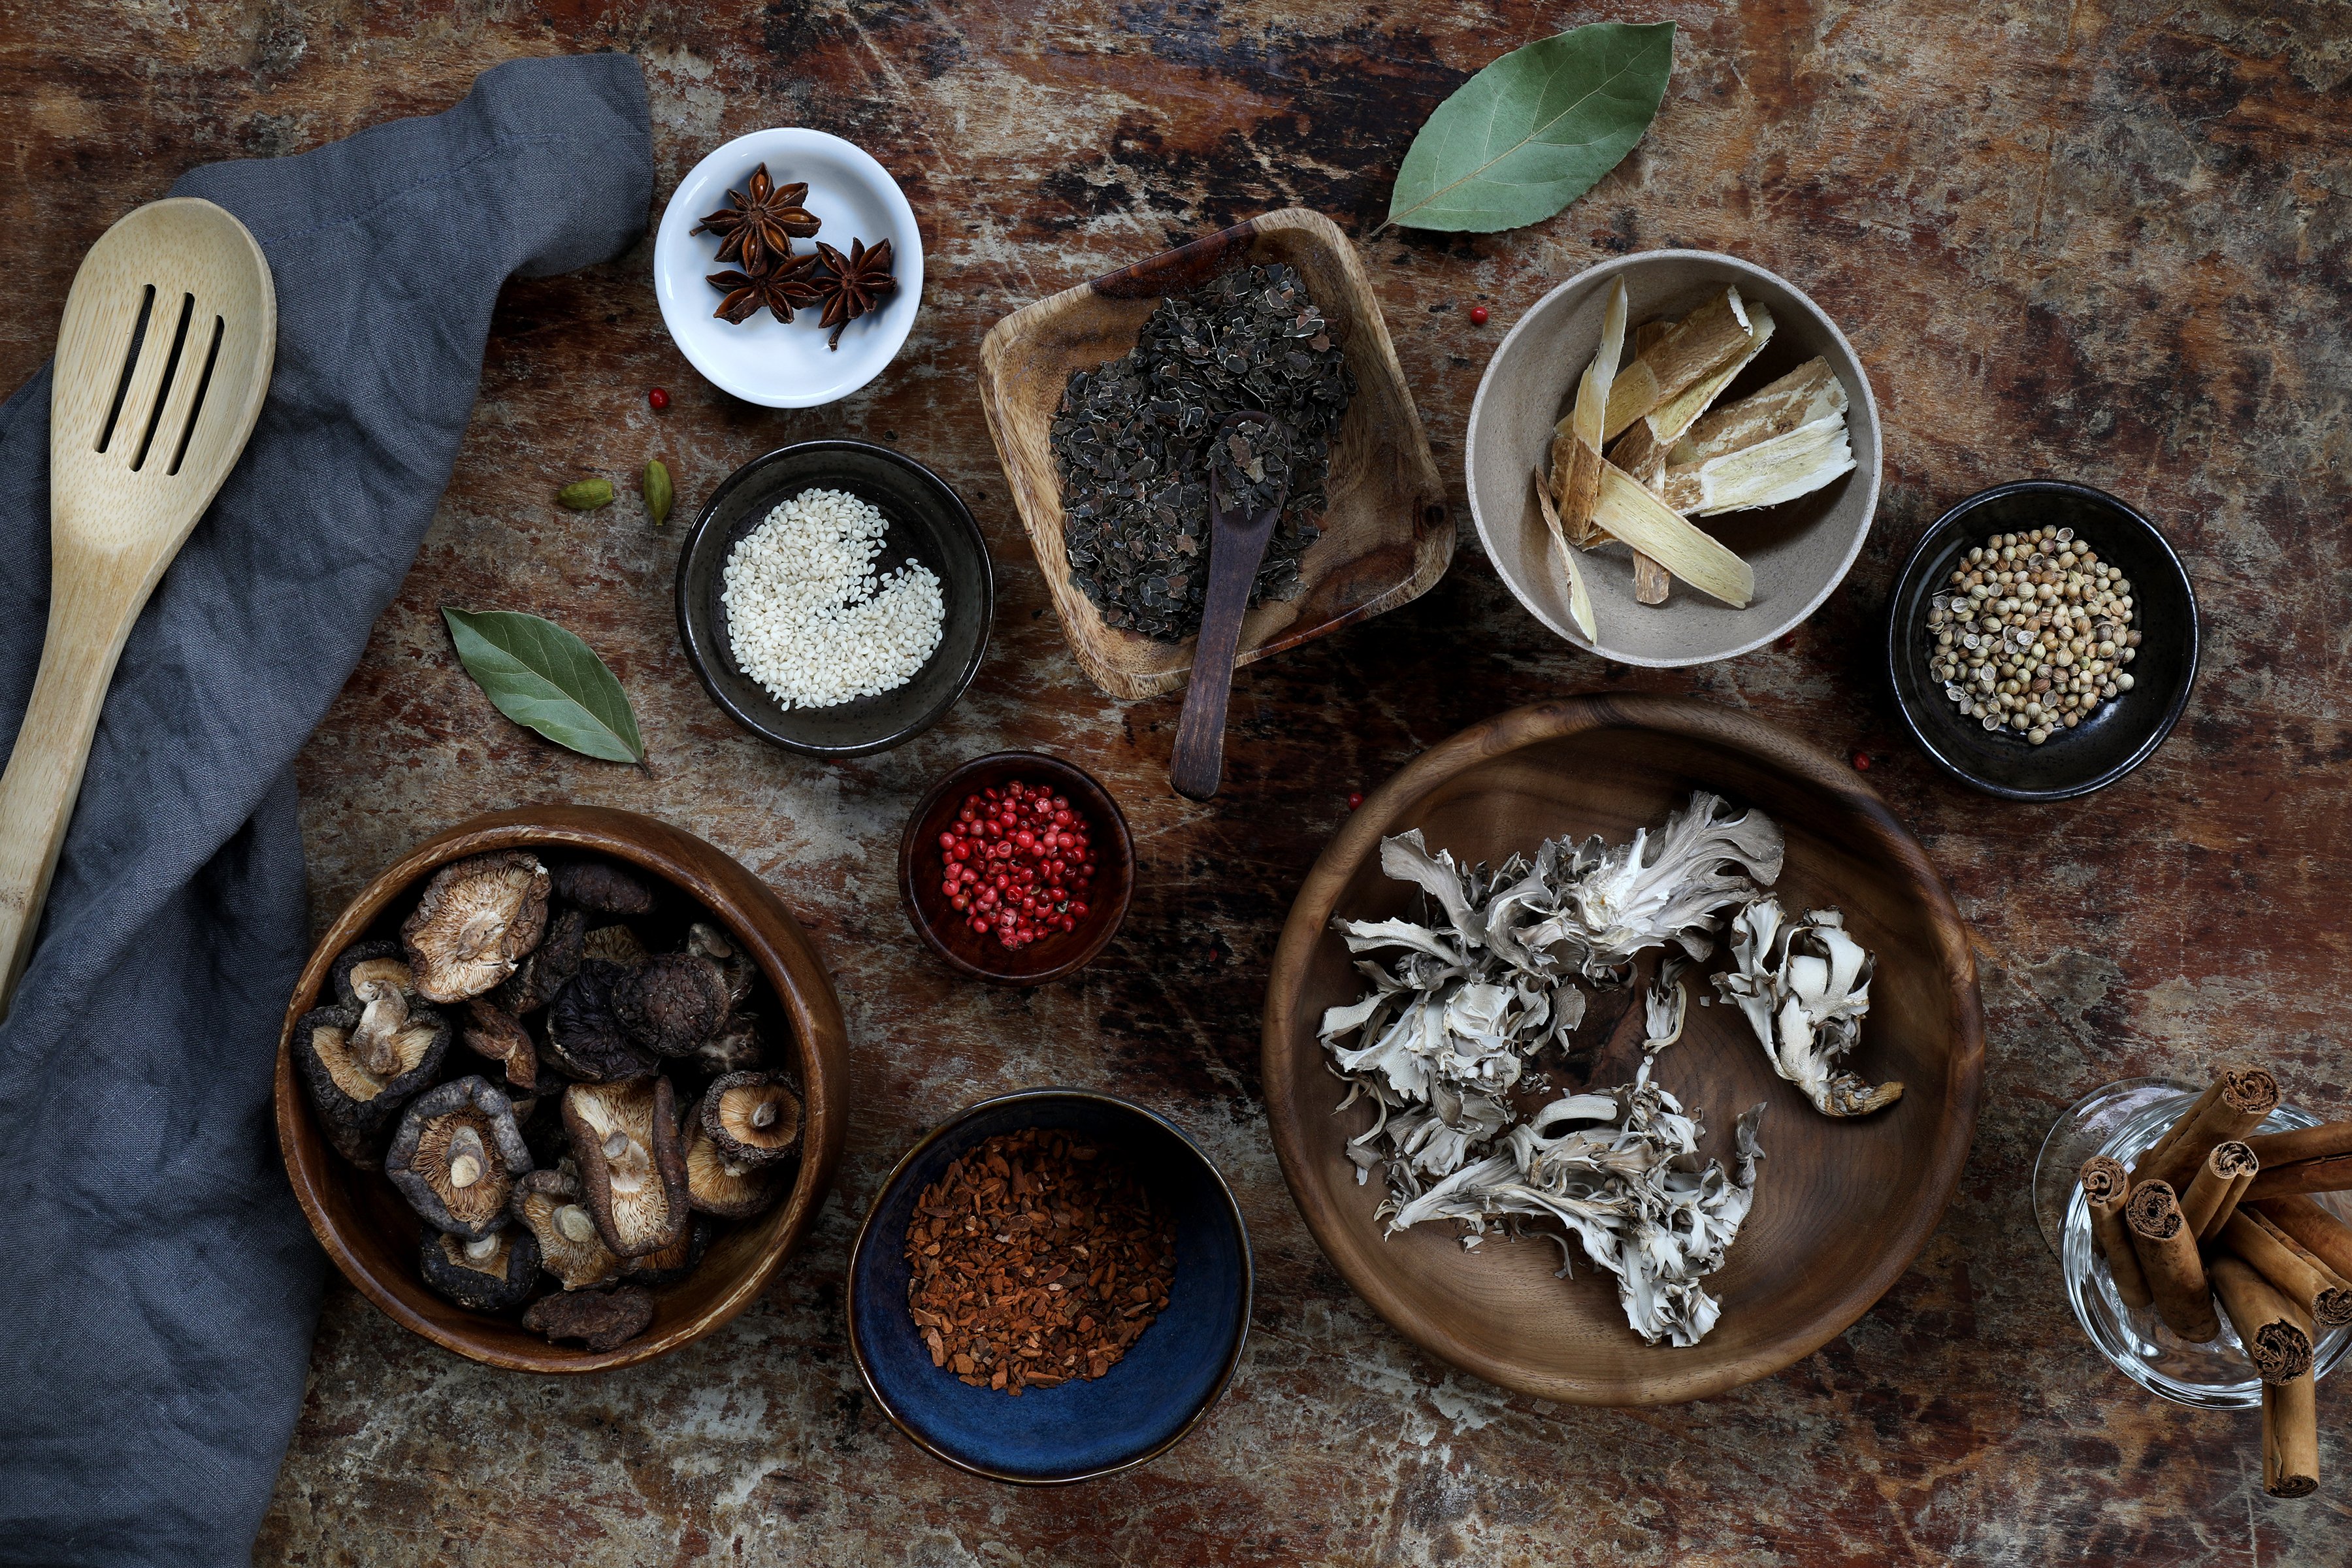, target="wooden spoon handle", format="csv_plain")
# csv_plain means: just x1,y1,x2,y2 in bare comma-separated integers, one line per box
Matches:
0,574,142,1015
1169,511,1278,801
